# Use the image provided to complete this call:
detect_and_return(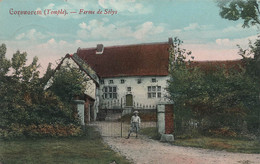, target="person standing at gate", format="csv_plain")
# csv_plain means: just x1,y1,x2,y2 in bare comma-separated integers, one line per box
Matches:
126,111,141,139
